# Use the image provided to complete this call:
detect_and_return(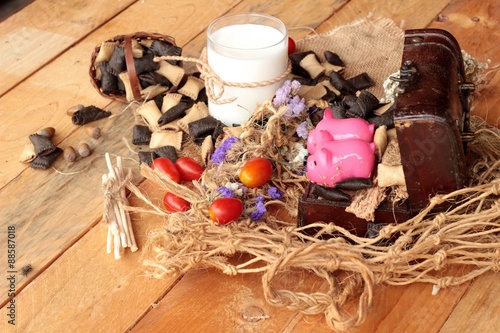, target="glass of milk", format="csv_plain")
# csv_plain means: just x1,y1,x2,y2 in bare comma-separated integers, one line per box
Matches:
206,13,288,126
